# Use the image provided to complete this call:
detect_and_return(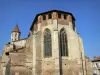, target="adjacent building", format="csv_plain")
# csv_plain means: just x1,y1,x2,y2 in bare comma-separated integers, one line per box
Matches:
85,56,93,75
92,56,100,75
